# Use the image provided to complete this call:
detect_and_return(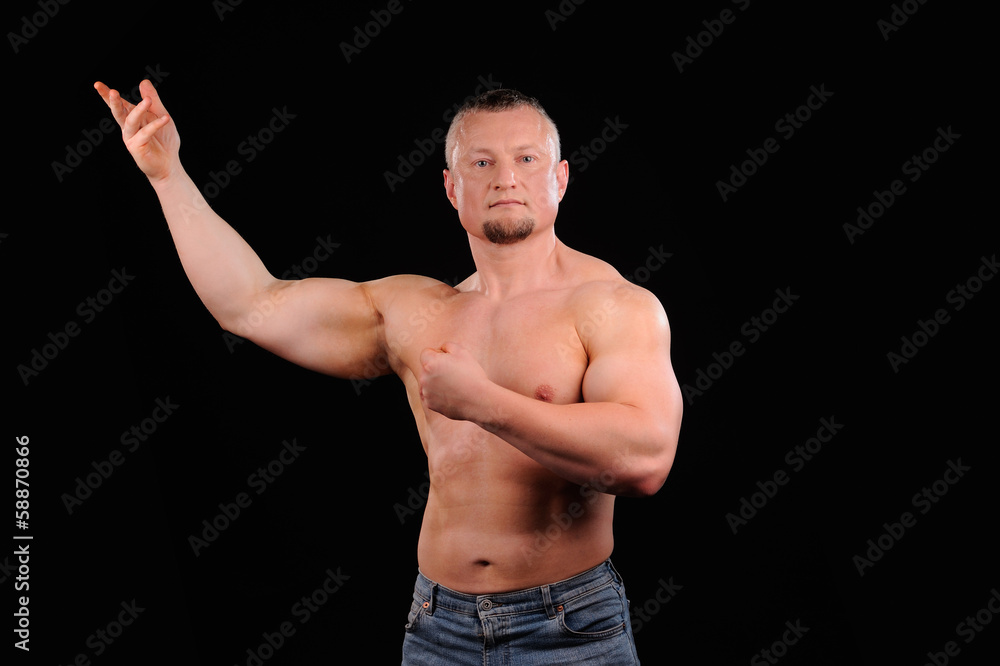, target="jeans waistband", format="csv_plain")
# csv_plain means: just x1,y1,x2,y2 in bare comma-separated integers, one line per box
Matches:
414,559,622,620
